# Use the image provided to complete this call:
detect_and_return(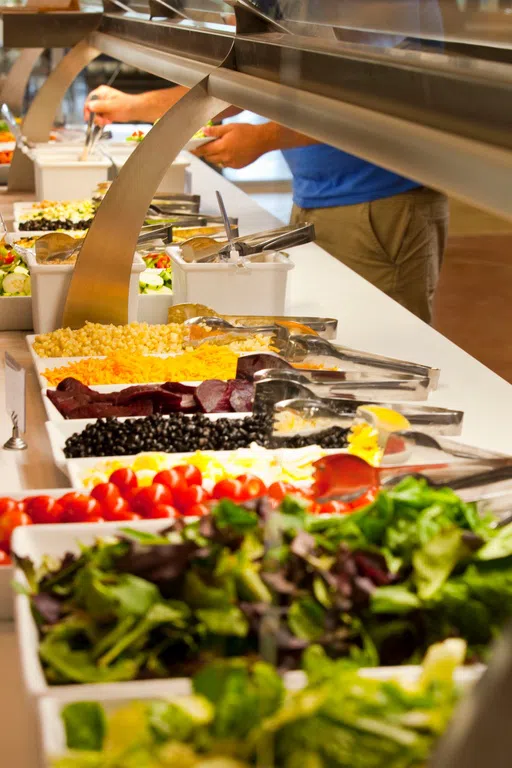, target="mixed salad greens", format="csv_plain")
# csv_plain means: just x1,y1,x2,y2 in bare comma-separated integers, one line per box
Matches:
16,478,512,685
0,243,30,296
140,252,173,295
52,639,467,767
